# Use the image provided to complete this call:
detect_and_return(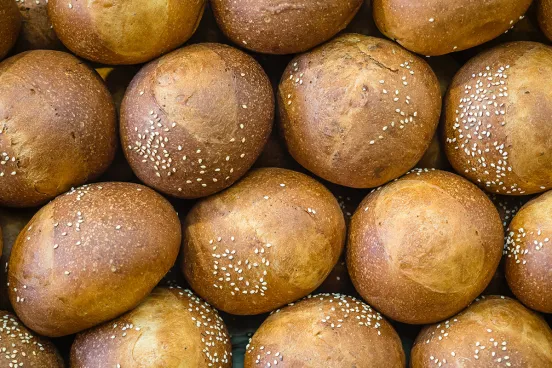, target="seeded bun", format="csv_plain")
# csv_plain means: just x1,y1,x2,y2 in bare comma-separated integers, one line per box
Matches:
279,34,441,189
48,0,205,65
445,42,552,196
71,287,231,368
504,191,552,313
0,0,21,59
211,0,363,54
539,0,552,40
411,296,552,368
0,311,64,367
348,169,504,324
244,294,405,367
15,0,63,52
373,0,532,56
8,182,181,337
182,168,346,315
121,43,274,199
0,50,116,208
